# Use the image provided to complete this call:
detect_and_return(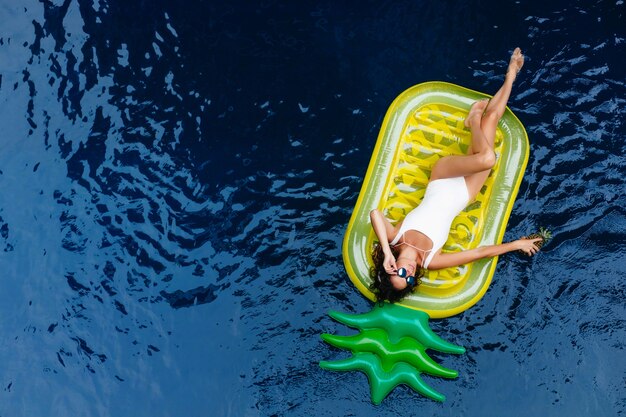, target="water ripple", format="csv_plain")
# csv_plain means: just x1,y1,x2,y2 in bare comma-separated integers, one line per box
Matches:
0,1,624,416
